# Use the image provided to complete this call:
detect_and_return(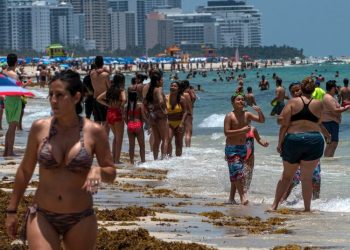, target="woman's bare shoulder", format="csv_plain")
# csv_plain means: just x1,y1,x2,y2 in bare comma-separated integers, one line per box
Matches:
31,118,52,131
83,118,106,136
